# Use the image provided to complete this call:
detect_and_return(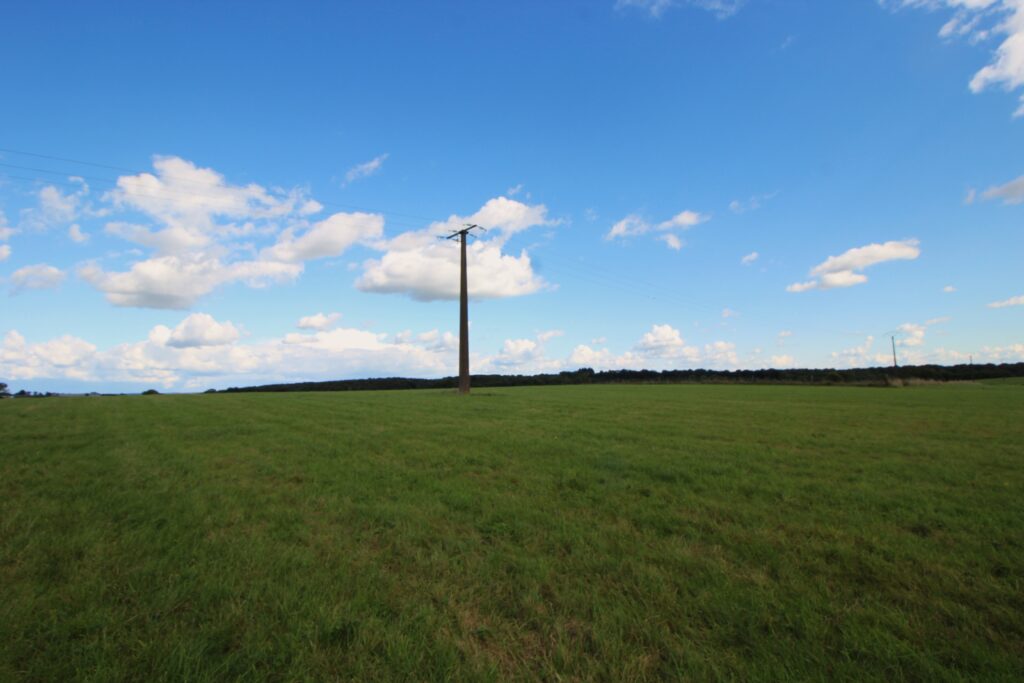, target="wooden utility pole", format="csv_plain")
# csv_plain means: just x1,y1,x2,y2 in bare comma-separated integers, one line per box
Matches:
443,224,484,394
